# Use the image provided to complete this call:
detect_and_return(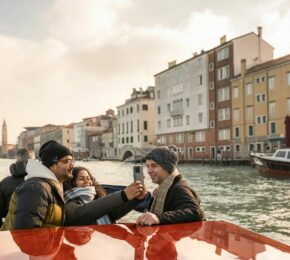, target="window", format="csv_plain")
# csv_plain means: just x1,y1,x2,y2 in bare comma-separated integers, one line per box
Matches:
196,146,206,152
235,145,240,152
130,136,133,143
198,75,202,85
256,76,265,84
122,123,124,134
157,90,160,99
218,129,230,140
256,93,266,103
218,87,230,102
248,125,254,136
210,120,215,128
270,122,276,134
198,94,203,105
198,113,203,123
209,102,215,110
246,106,253,121
233,87,239,99
142,104,148,110
126,122,128,133
137,120,140,131
233,108,240,121
186,98,190,107
217,47,229,61
288,72,290,86
130,107,133,113
186,115,190,125
218,108,230,121
176,134,184,144
234,127,240,138
173,116,183,127
130,121,133,132
167,119,171,128
256,115,267,125
188,132,193,143
157,121,161,129
246,83,253,95
195,131,205,142
157,106,161,114
209,81,215,89
209,63,214,71
143,121,148,130
137,104,139,112
269,102,276,115
167,103,171,112
268,77,275,90
217,65,230,80
287,99,290,113
144,136,148,142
